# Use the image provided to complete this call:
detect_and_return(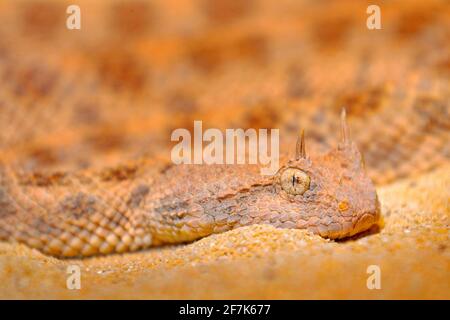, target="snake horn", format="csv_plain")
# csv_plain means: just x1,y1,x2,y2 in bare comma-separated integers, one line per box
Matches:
340,107,350,145
296,129,306,160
